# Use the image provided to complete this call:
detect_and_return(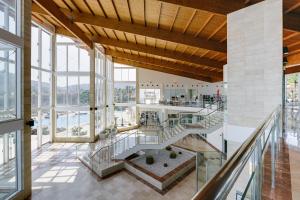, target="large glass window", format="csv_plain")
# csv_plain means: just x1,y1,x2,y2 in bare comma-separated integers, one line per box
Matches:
95,49,106,134
0,0,17,34
114,82,136,103
106,58,114,127
0,1,23,196
114,63,136,127
31,24,52,149
140,89,160,104
0,43,17,121
55,35,90,138
164,88,186,101
0,131,21,198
